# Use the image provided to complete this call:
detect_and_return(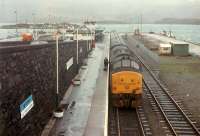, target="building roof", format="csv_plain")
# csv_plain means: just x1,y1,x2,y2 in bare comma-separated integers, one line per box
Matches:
160,43,171,48
170,40,188,45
